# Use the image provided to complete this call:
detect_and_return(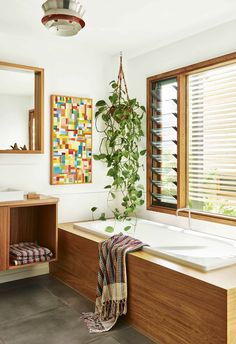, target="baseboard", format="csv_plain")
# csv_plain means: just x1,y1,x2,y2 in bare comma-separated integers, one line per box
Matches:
0,263,49,284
